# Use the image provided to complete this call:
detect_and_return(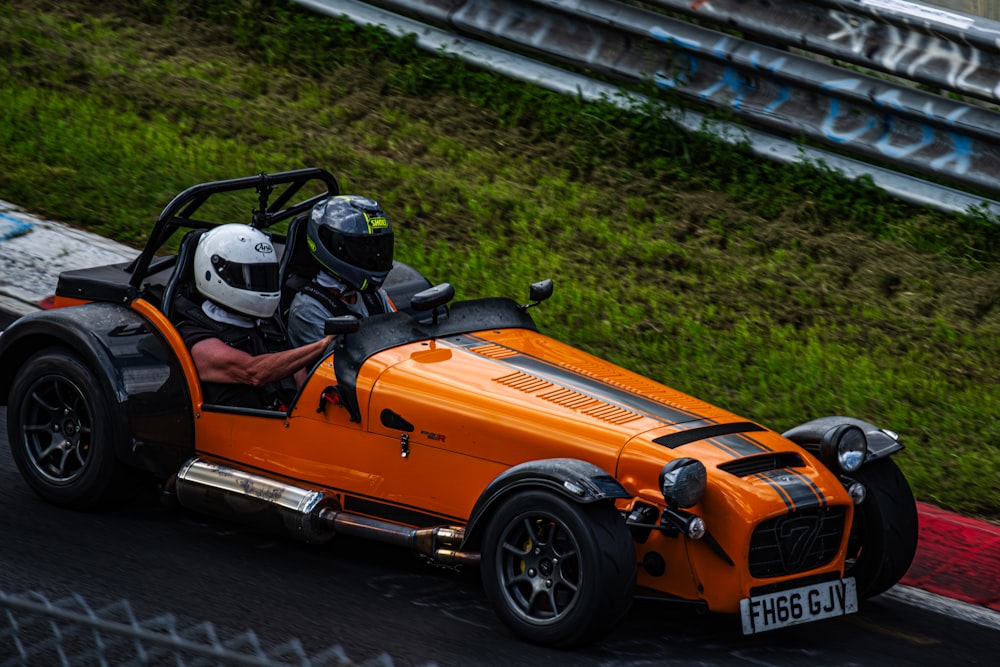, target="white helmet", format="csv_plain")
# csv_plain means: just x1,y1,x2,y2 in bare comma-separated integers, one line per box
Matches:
193,224,280,319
